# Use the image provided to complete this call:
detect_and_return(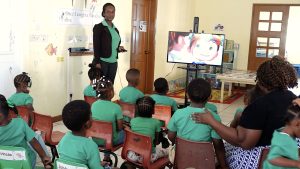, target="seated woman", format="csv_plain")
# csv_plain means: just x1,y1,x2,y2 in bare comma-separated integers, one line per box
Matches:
192,56,298,168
